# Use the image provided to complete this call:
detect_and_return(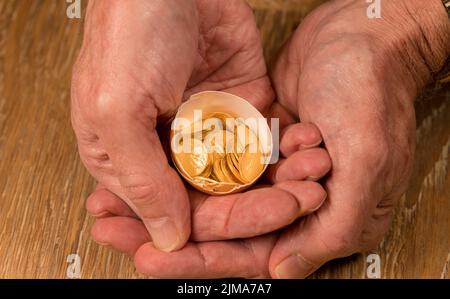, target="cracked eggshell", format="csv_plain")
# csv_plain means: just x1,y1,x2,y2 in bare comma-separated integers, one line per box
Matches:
170,91,273,195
